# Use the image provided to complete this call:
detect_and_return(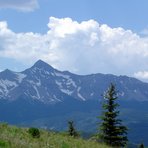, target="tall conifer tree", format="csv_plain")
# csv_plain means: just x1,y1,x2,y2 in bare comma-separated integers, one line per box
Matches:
99,83,128,147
